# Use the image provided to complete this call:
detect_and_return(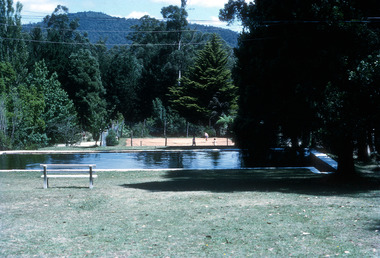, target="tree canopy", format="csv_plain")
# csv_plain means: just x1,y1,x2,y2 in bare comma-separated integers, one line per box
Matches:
169,34,236,127
0,1,237,149
220,0,380,176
